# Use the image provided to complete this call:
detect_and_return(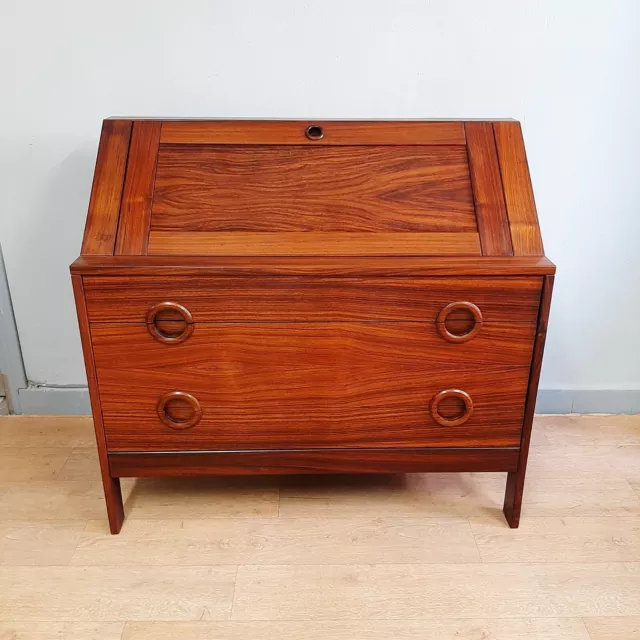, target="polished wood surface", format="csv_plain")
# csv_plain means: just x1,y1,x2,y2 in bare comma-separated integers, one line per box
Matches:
109,448,519,476
93,322,529,450
81,120,132,255
152,145,476,233
465,122,513,256
71,276,124,534
1,415,639,638
72,254,557,277
494,121,544,256
83,276,542,323
159,120,467,145
504,274,555,527
71,118,555,532
147,230,482,256
114,121,161,256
